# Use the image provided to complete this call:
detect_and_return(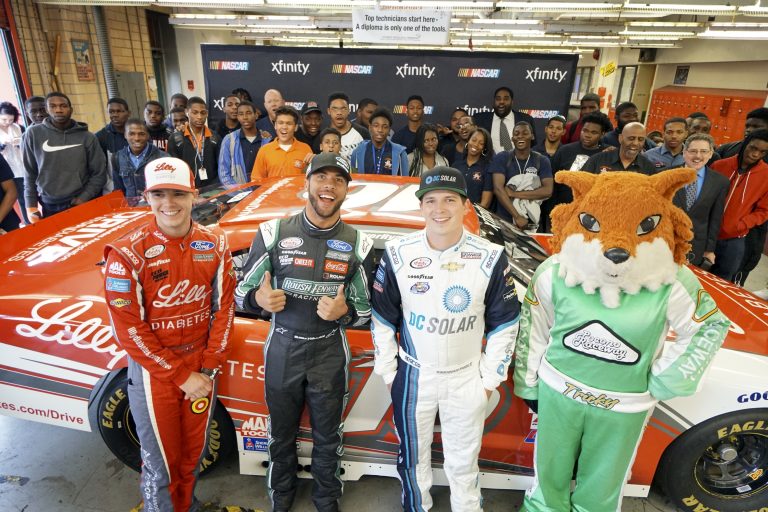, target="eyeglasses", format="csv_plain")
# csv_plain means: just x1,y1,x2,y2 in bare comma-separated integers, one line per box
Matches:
684,149,712,156
329,106,349,113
